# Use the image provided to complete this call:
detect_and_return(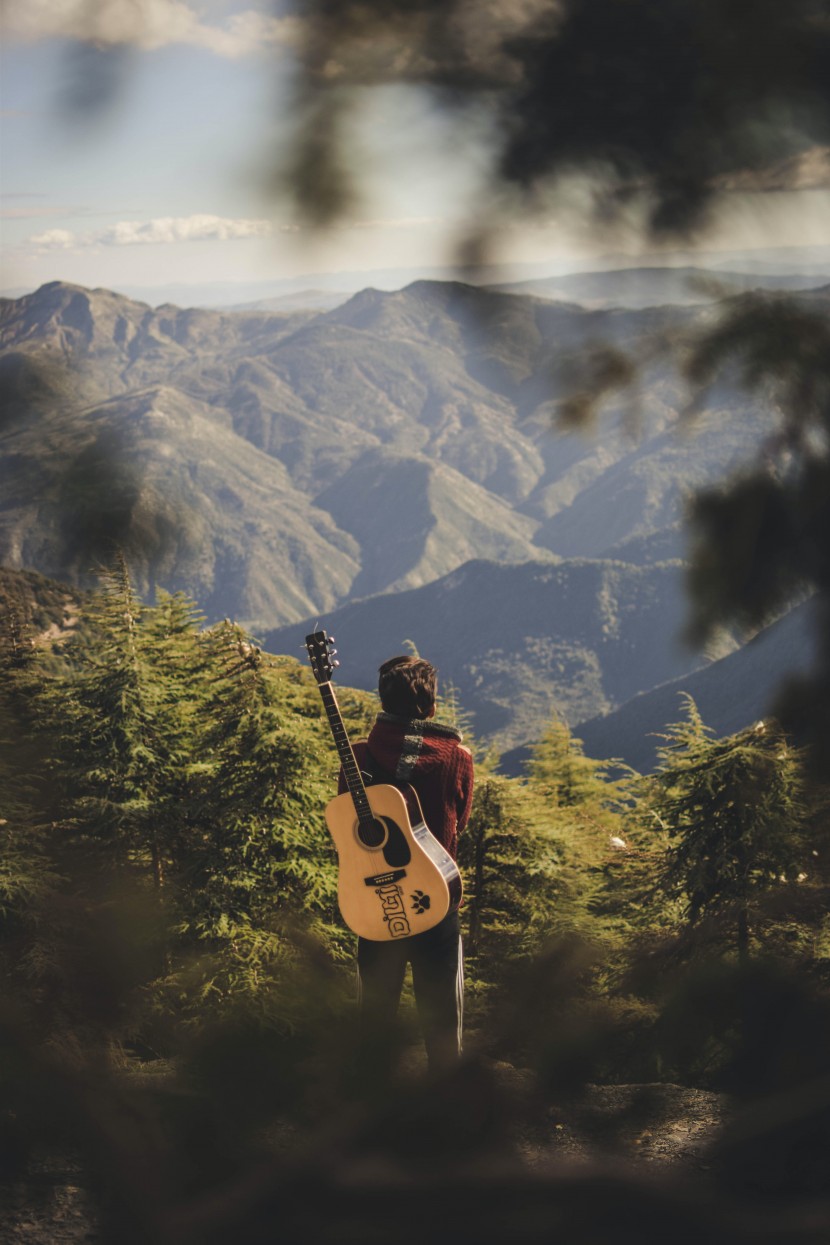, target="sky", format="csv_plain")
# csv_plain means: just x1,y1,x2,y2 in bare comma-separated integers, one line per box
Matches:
3,0,830,302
